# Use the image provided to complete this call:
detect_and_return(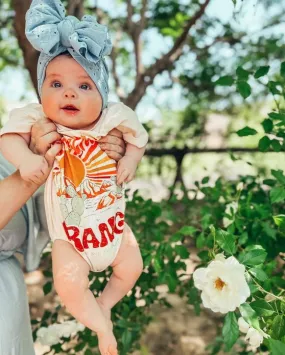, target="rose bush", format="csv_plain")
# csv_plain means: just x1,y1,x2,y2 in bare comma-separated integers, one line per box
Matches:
186,60,285,354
